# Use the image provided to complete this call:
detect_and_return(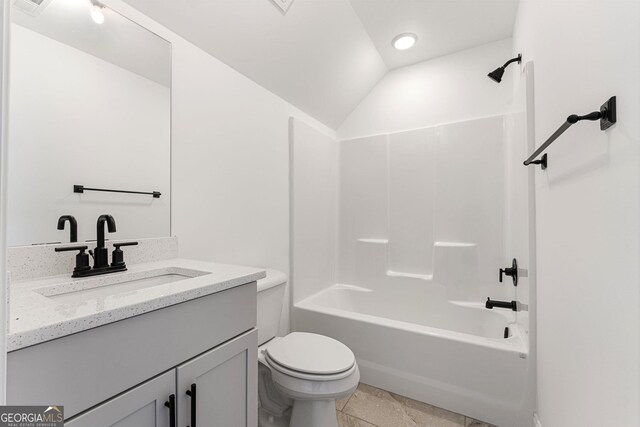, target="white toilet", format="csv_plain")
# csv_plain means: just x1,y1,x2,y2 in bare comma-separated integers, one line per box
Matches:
257,269,360,427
